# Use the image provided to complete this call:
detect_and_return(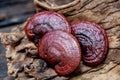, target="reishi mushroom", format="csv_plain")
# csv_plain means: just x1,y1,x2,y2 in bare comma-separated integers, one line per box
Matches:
25,11,71,44
38,30,81,75
71,21,108,66
24,11,108,75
